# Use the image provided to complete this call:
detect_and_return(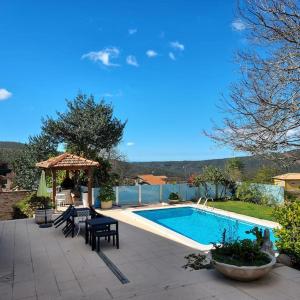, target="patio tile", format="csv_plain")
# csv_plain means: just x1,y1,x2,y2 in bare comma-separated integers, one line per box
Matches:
12,280,36,300
272,265,300,279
